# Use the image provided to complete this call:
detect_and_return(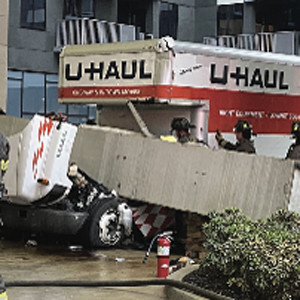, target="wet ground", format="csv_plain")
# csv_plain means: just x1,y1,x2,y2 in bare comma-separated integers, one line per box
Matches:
0,234,172,300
